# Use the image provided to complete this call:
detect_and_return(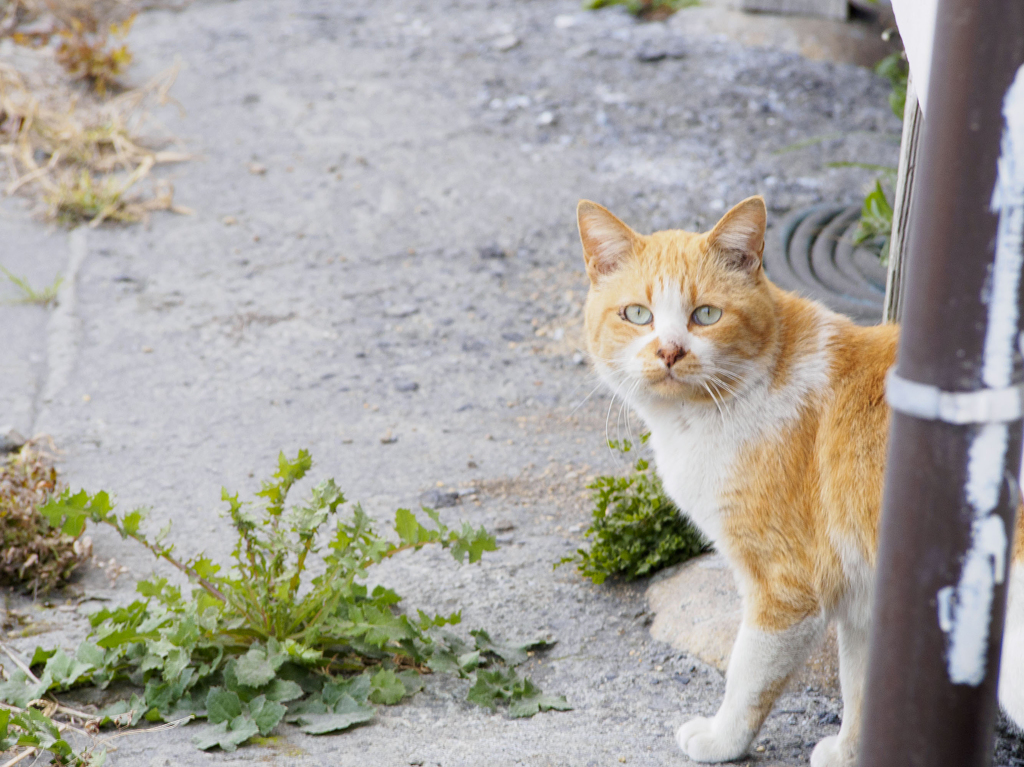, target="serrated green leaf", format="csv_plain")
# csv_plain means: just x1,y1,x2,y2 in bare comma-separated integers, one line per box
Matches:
167,613,200,648
121,509,145,535
368,668,406,705
163,647,192,682
426,647,461,675
0,671,51,708
29,647,57,667
471,630,553,667
205,688,243,724
192,716,259,752
75,641,106,668
190,555,221,579
508,678,572,718
44,649,93,688
135,577,166,597
247,695,286,736
322,674,371,707
234,647,278,688
145,667,195,715
95,627,161,649
466,673,502,709
565,449,709,582
458,651,482,672
394,507,420,544
397,670,423,697
354,606,416,647
416,609,461,630
286,696,328,718
449,526,497,564
289,694,374,735
38,490,90,536
261,678,304,703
